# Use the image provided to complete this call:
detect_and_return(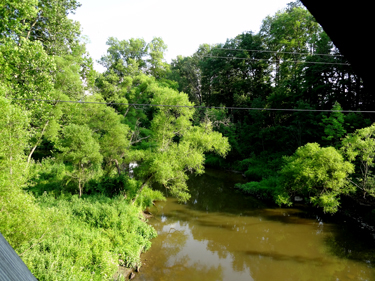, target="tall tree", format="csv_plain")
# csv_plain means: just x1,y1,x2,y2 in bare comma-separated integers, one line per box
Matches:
168,44,211,105
259,1,321,87
58,124,103,197
98,37,169,79
0,96,29,186
131,78,231,201
320,102,346,148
